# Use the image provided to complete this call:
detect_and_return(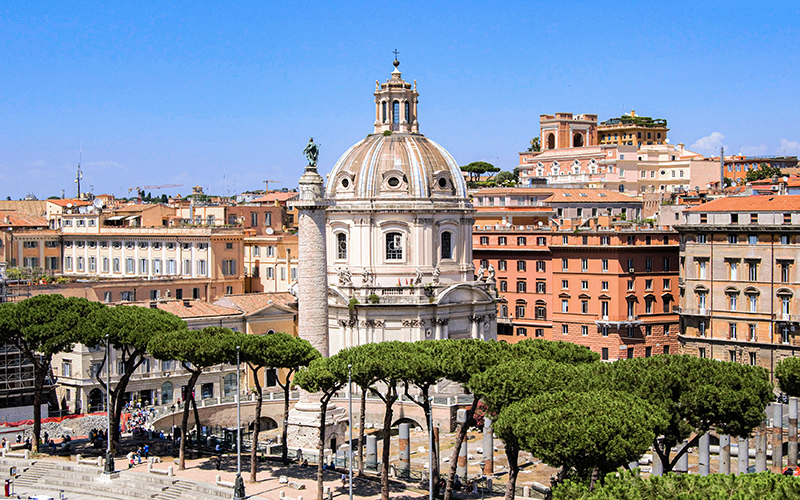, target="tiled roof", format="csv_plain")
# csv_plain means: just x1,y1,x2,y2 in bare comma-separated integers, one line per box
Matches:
684,195,800,212
214,292,297,315
543,189,639,203
0,210,48,227
0,201,46,216
113,203,169,213
252,192,298,203
132,299,241,318
47,199,91,207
